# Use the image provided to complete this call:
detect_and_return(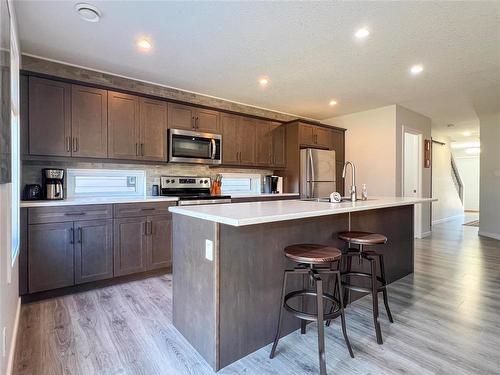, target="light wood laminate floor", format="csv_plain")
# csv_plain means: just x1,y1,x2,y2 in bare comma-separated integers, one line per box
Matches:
13,214,500,375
